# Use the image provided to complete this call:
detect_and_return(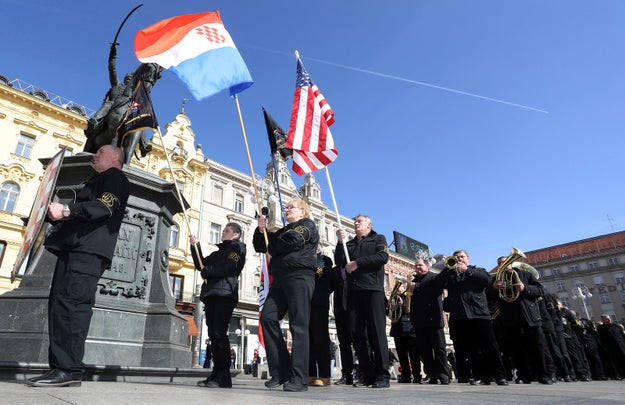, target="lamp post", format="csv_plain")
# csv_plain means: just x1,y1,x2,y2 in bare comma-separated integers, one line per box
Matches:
234,327,250,370
571,286,593,319
249,174,277,218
